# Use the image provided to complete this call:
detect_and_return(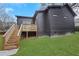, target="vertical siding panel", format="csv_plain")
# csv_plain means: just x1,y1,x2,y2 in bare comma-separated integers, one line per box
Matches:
36,12,45,36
